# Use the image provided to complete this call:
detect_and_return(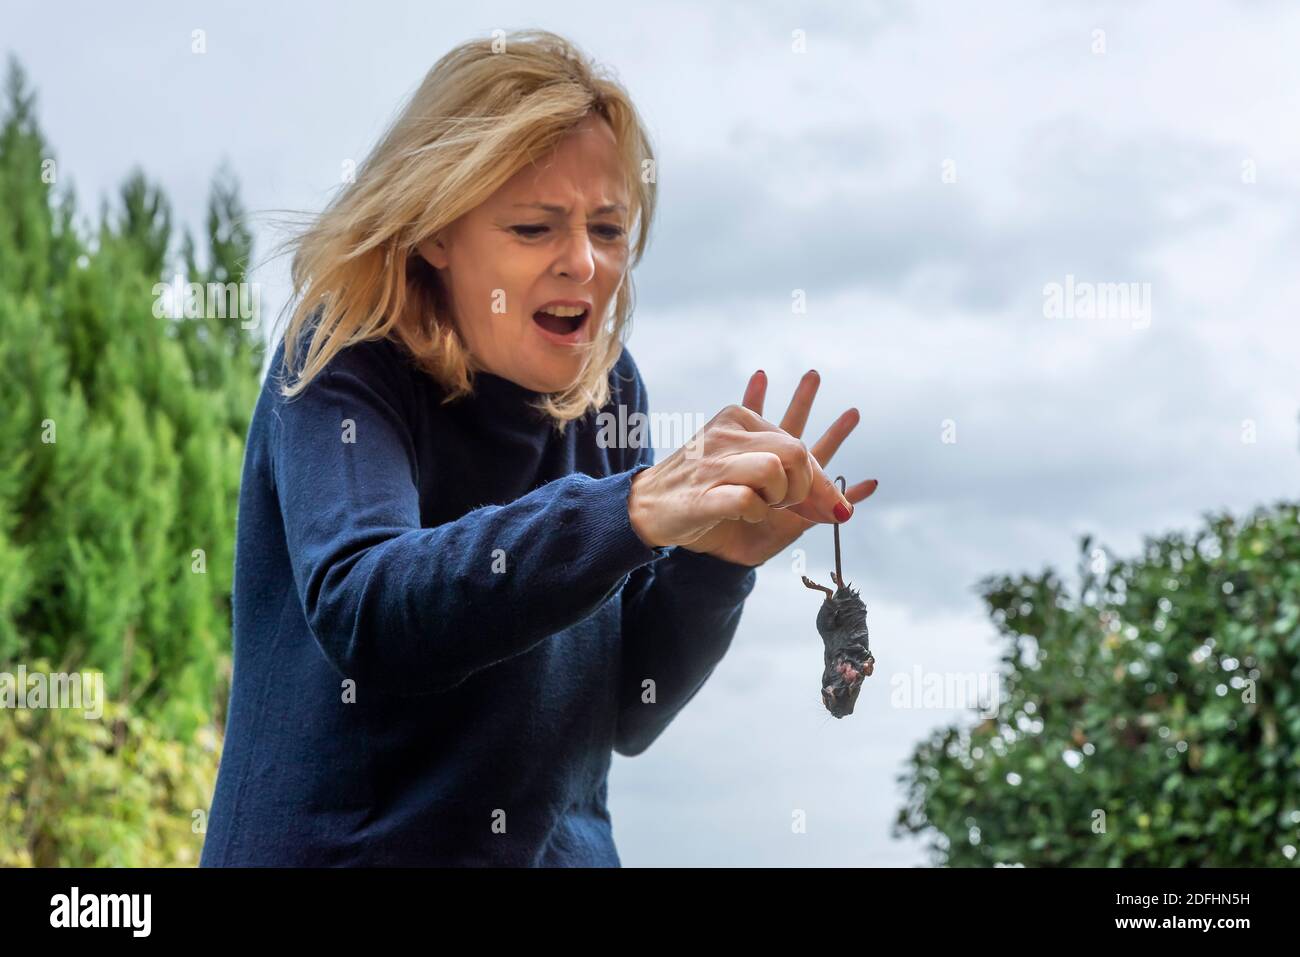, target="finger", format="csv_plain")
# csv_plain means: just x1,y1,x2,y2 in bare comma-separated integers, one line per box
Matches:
741,369,766,417
785,479,875,526
725,428,813,507
844,478,879,504
808,407,861,467
716,450,789,507
779,369,820,439
724,408,838,516
786,457,854,524
698,483,770,525
725,403,781,435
